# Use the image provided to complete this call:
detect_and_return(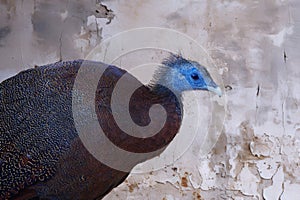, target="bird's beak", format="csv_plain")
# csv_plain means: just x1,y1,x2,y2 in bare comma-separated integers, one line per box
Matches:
207,86,222,97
